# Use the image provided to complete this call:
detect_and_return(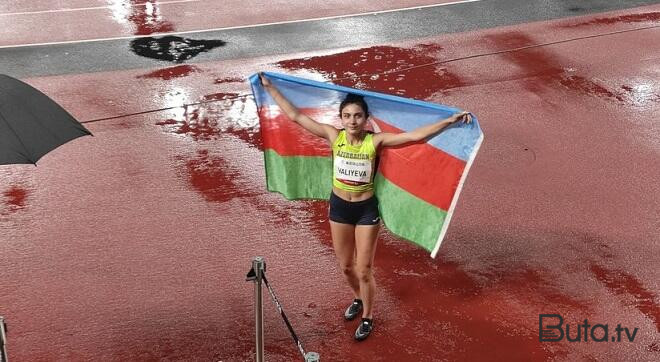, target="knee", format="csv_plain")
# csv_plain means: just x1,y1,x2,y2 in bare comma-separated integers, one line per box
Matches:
341,265,355,277
357,264,373,283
